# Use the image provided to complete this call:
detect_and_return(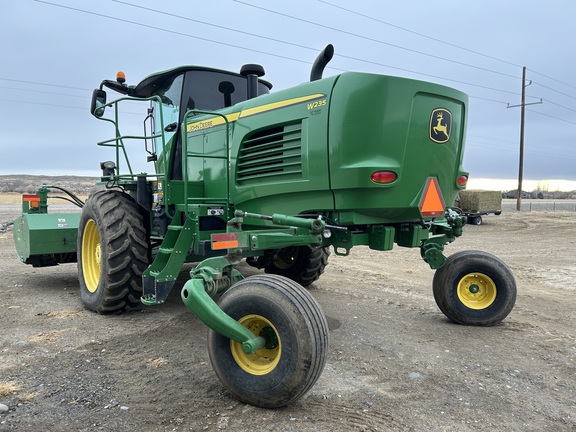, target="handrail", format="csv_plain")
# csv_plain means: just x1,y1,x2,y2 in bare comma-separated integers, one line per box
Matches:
94,95,167,181
182,109,231,216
